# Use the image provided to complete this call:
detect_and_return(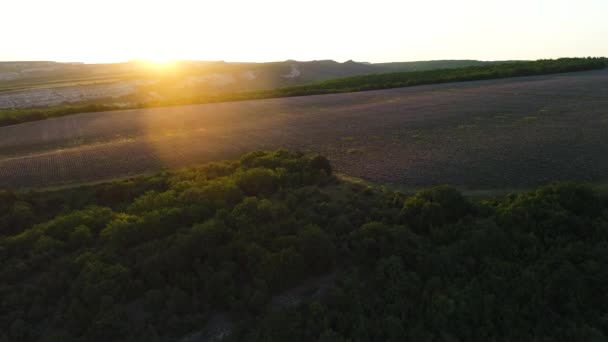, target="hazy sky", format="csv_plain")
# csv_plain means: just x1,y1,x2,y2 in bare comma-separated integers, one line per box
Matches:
2,0,607,63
